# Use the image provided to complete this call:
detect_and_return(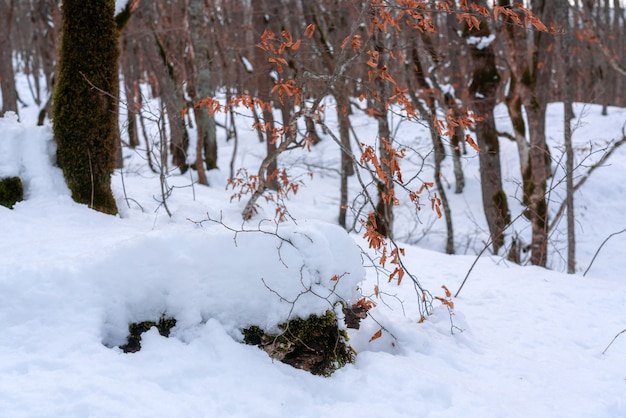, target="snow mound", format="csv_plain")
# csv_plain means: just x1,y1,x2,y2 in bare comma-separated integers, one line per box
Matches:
0,112,69,201
96,220,364,346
